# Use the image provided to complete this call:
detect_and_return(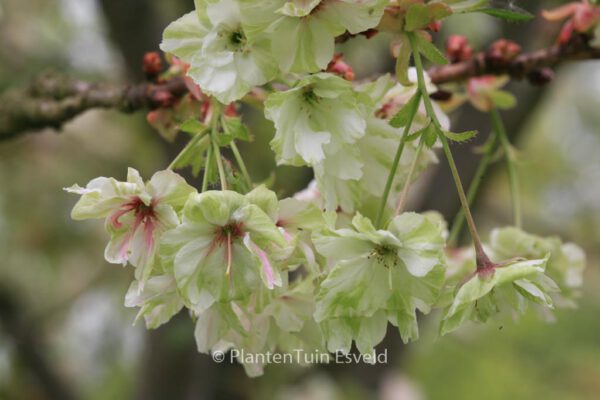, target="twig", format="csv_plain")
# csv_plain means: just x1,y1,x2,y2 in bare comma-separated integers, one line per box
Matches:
1,35,598,140
428,34,600,84
0,73,187,140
